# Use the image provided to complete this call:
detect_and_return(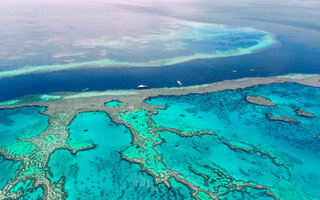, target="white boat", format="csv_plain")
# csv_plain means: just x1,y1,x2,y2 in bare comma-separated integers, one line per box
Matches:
138,85,148,89
177,81,183,86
